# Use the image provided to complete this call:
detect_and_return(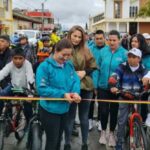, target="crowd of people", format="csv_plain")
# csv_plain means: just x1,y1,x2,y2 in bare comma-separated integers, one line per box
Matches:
0,27,150,150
